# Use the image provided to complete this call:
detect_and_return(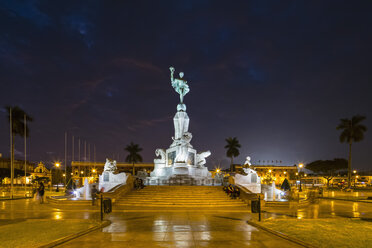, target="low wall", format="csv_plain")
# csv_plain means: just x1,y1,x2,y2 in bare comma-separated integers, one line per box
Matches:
102,174,134,204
